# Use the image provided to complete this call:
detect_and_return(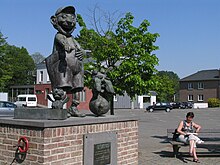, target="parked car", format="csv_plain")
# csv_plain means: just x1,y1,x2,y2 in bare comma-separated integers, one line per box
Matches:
14,94,37,107
146,102,172,112
0,101,17,116
181,102,193,109
170,102,193,109
170,102,181,109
